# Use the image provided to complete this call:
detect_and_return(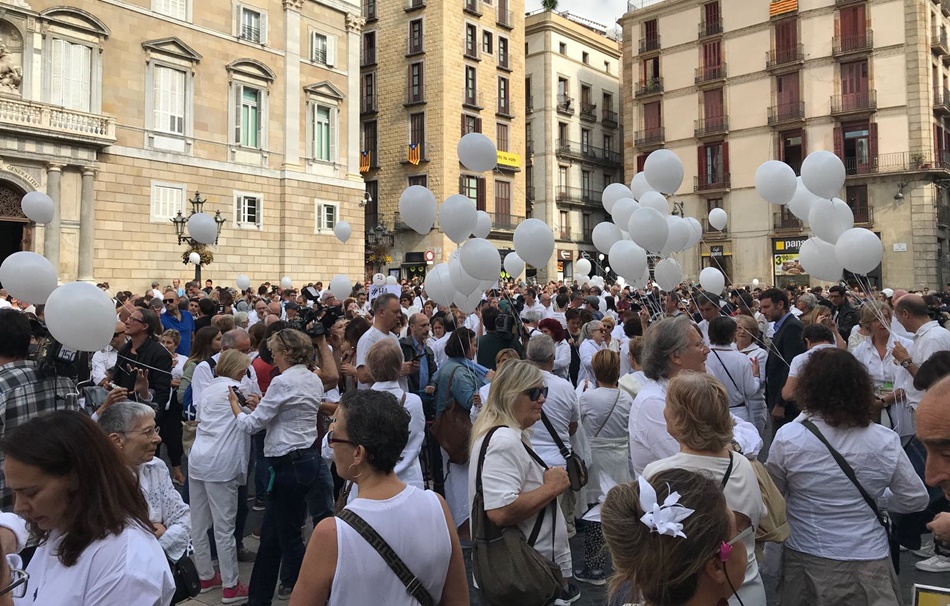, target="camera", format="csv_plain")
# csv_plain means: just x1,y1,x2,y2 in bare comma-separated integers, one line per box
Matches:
29,318,88,382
